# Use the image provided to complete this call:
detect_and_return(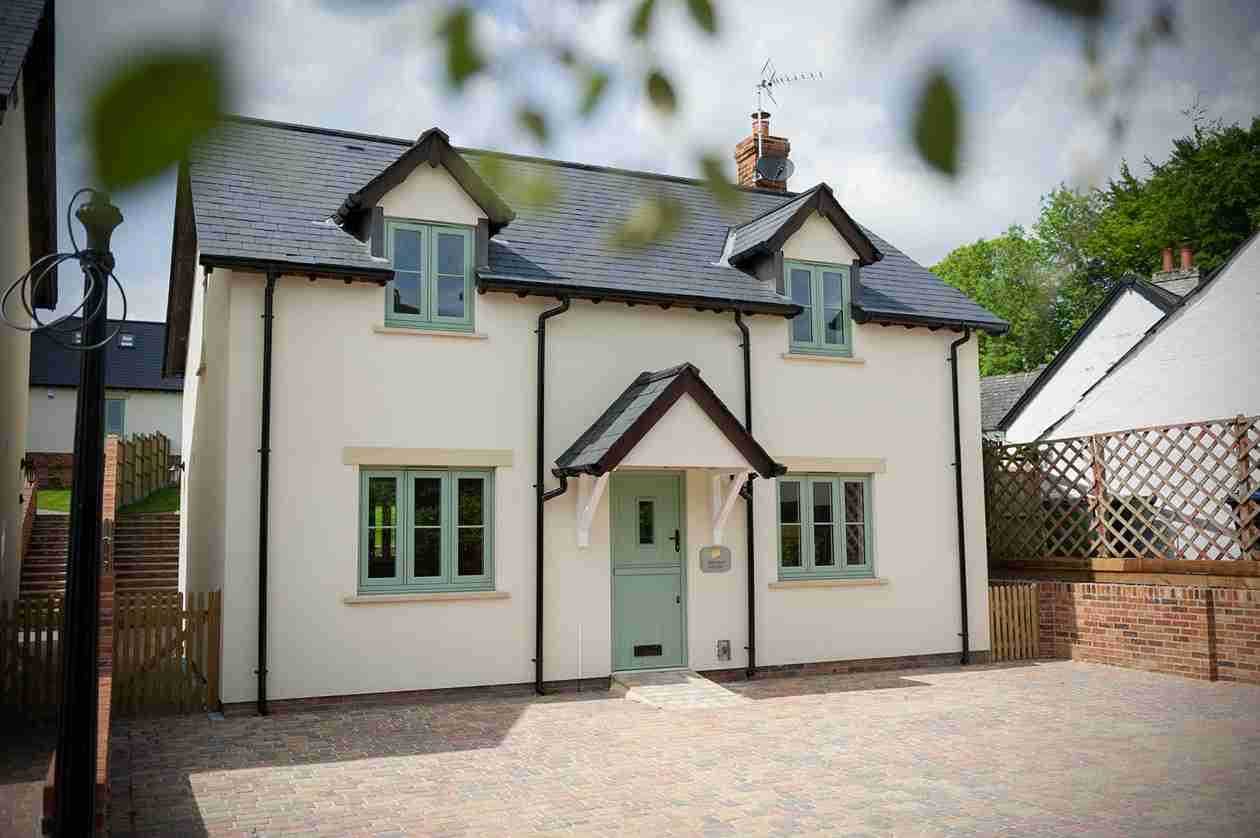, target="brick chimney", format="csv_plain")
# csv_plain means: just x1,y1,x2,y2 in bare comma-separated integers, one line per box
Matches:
1152,243,1200,296
734,111,791,191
